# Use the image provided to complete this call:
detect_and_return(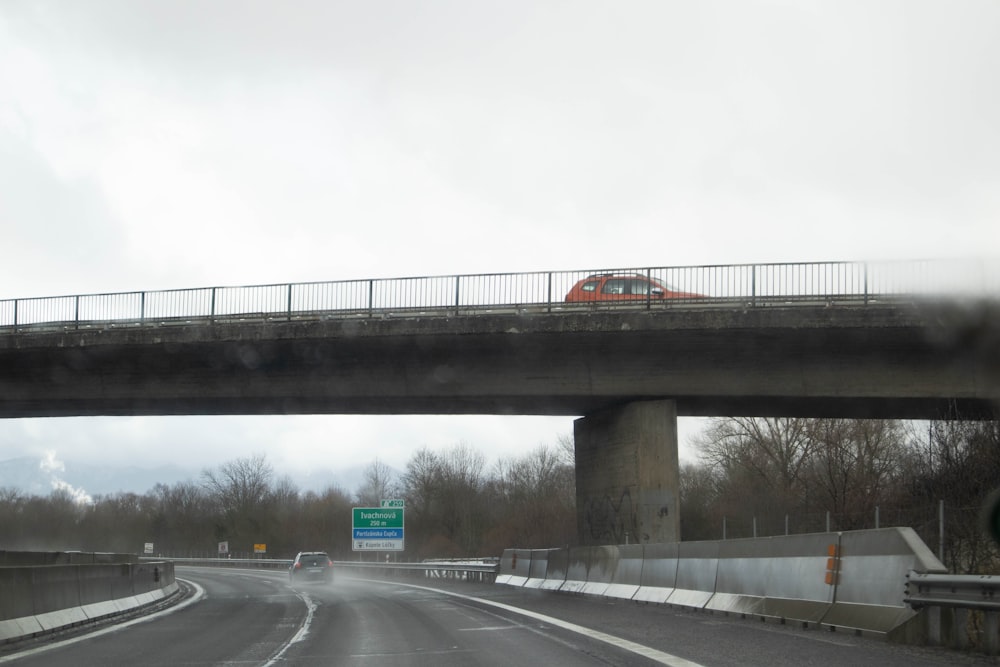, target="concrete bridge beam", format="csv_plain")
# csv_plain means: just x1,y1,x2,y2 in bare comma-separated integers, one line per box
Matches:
574,400,680,545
